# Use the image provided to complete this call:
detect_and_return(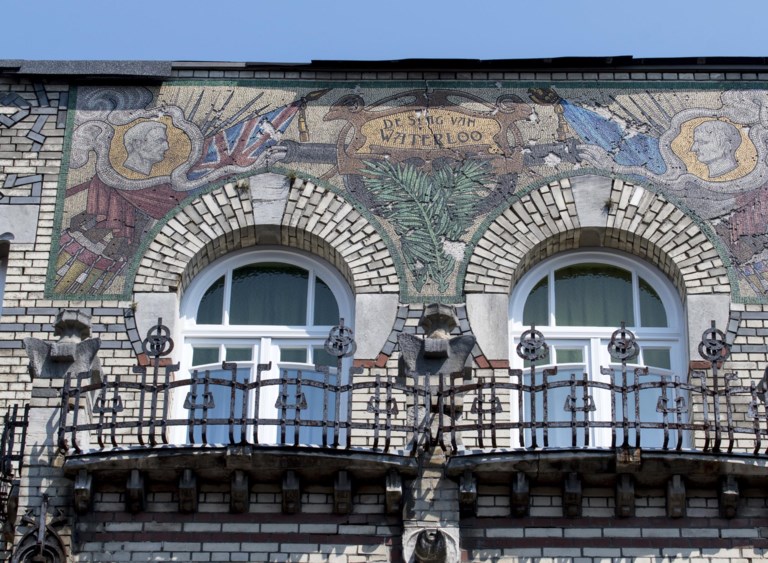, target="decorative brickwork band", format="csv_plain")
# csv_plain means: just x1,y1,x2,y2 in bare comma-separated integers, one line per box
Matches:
466,176,730,299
